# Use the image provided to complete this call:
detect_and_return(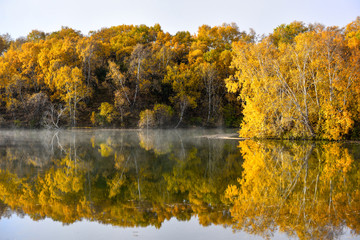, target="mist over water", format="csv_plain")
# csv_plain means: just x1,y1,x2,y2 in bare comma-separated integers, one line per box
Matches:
0,129,359,239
